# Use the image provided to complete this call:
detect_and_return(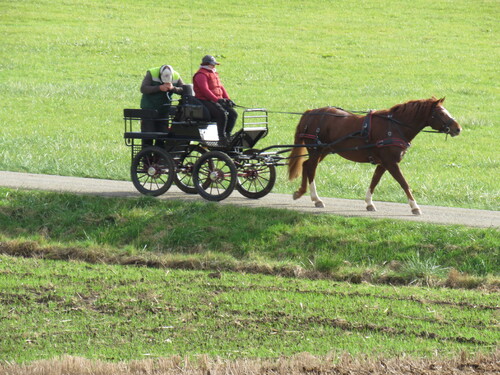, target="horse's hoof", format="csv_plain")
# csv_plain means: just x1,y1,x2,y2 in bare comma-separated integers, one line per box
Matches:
315,201,325,208
412,208,422,215
293,192,301,200
366,205,377,212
